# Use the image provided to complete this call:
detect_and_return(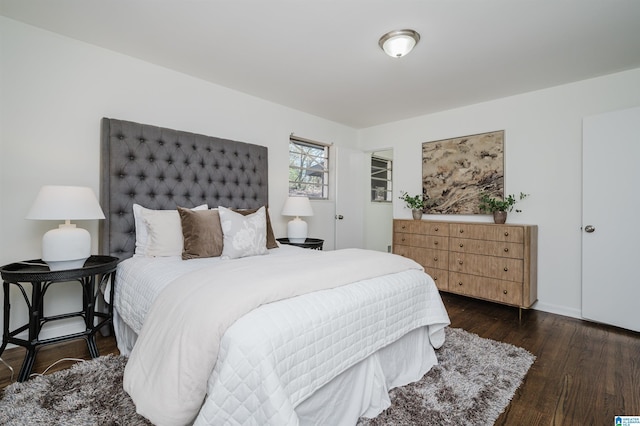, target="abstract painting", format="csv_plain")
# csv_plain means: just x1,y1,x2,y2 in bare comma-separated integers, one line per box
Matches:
421,130,504,214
